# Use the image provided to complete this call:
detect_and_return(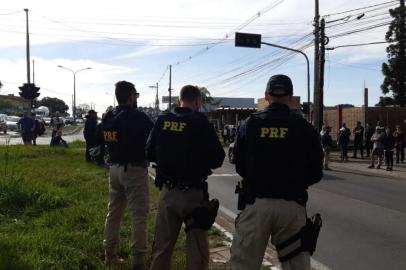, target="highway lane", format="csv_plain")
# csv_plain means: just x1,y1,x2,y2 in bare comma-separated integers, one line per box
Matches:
0,130,84,145
207,159,406,270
